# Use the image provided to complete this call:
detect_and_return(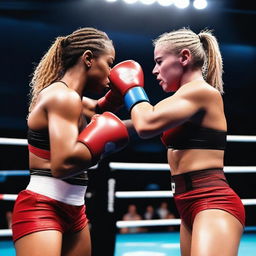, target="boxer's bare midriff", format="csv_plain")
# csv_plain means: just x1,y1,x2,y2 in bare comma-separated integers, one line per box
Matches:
167,148,224,176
